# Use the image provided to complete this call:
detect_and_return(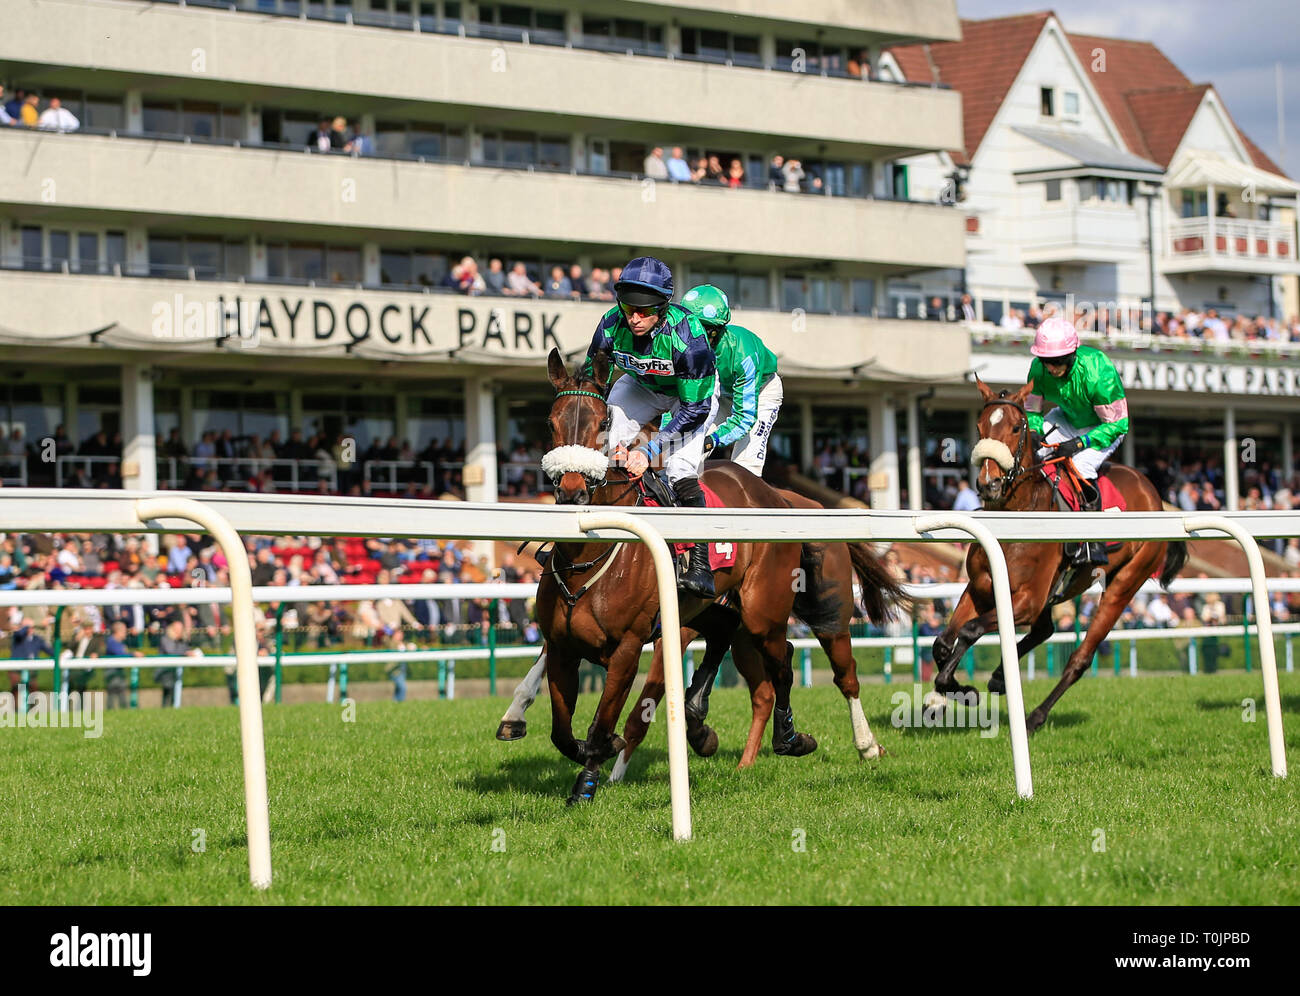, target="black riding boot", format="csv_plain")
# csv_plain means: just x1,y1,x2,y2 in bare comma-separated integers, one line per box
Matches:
673,477,716,599
1075,480,1110,566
